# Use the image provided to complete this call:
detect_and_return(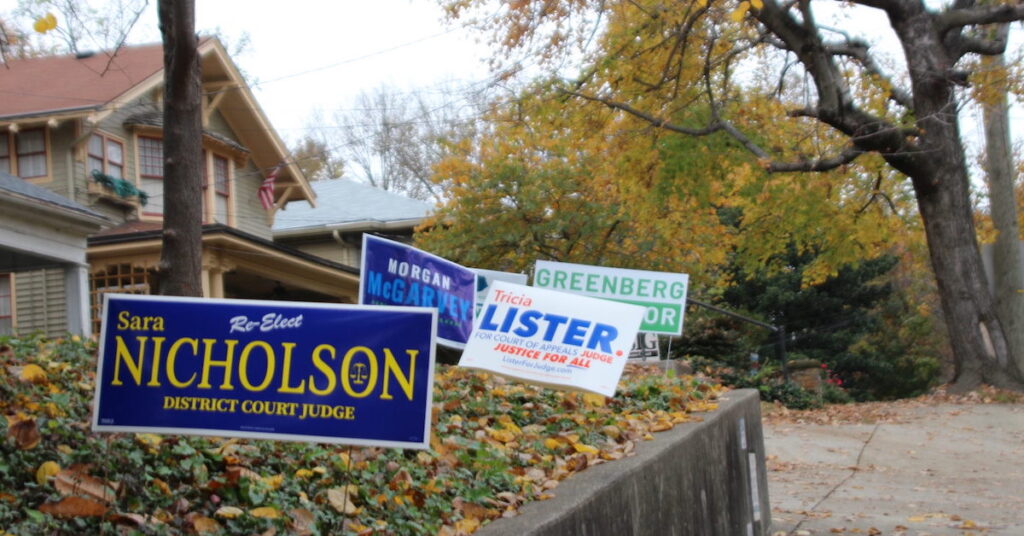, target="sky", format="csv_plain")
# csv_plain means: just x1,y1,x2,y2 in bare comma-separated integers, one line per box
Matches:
186,1,493,142
1,0,495,144
1,1,1018,160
